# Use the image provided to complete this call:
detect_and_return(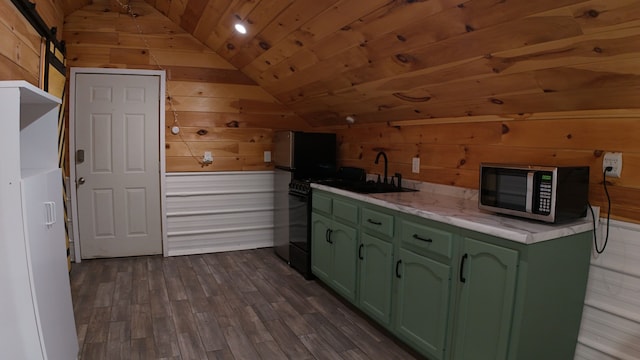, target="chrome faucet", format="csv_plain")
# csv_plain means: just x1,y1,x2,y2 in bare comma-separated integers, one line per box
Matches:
374,151,388,184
